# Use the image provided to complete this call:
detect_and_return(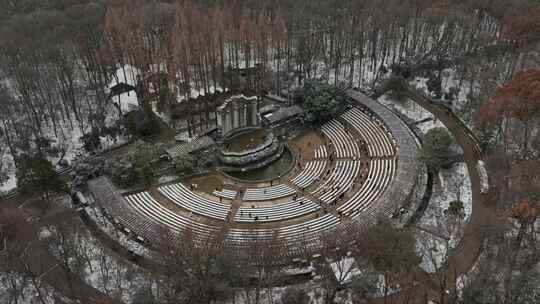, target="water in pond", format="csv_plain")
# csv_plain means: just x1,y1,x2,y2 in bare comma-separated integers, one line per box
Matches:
226,148,293,181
